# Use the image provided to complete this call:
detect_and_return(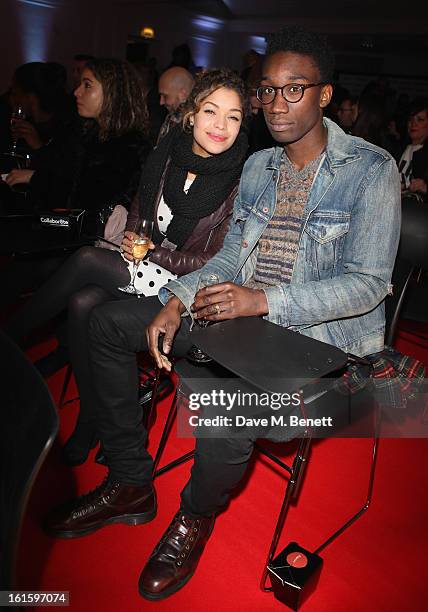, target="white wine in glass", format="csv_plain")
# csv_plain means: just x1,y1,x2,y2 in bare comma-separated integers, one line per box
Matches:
132,239,150,260
118,218,153,294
